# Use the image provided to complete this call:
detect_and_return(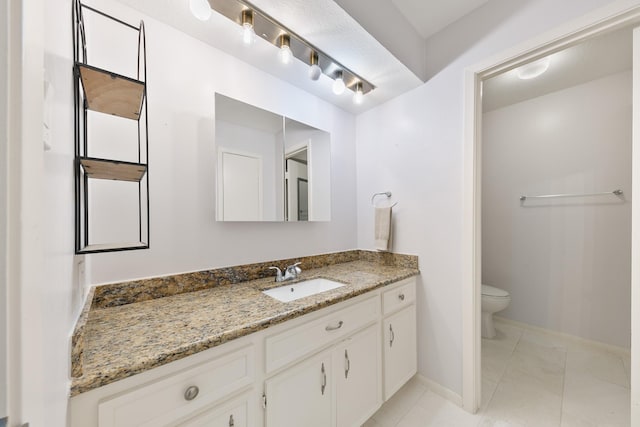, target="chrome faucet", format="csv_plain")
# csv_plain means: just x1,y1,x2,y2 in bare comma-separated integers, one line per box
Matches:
269,262,302,282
